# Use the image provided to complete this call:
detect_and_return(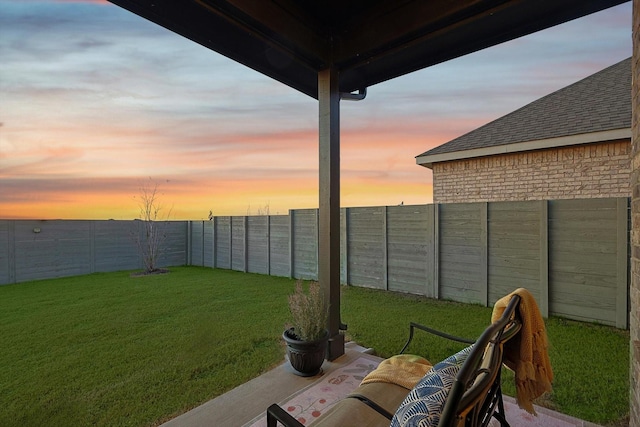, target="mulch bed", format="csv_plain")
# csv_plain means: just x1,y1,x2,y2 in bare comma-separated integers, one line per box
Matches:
130,268,171,277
